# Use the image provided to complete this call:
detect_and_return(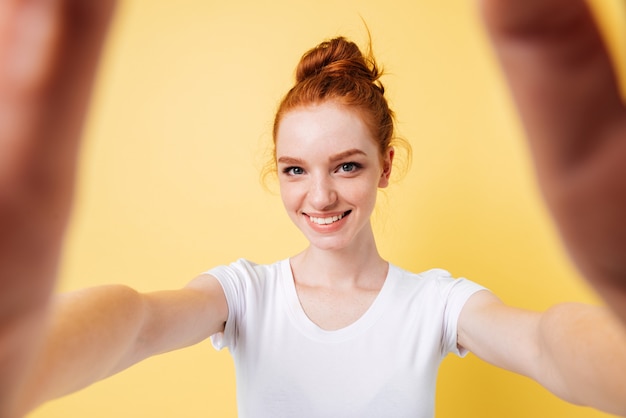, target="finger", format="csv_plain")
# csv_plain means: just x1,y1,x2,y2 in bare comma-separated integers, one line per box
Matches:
0,0,61,194
0,0,115,209
479,0,625,181
0,0,116,294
